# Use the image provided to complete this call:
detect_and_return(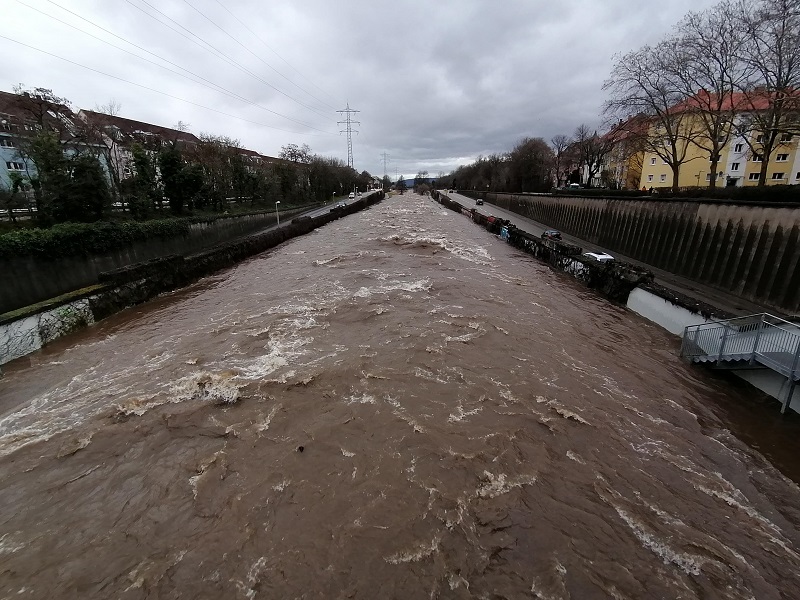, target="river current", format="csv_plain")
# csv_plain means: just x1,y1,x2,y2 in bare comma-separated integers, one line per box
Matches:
1,193,799,599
